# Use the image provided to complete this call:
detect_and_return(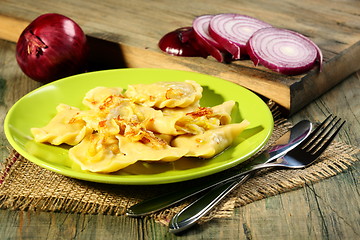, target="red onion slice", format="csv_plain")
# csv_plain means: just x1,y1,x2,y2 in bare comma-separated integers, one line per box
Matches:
209,13,272,59
193,15,223,50
247,27,323,75
193,15,231,62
